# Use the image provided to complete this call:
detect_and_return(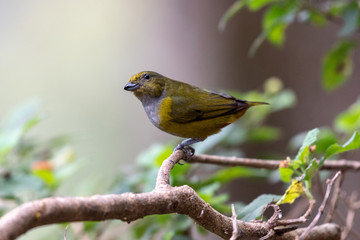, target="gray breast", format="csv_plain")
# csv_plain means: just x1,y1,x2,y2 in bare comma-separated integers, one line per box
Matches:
141,97,161,128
